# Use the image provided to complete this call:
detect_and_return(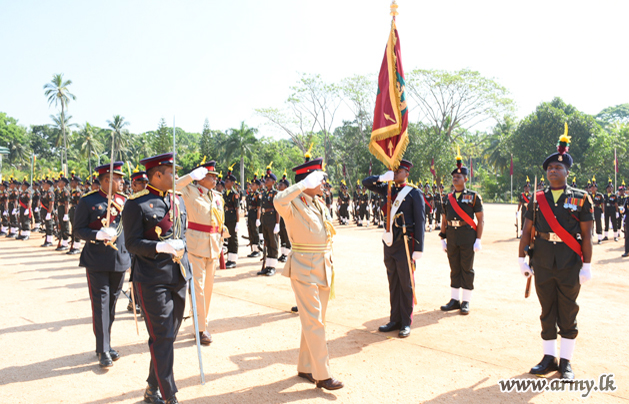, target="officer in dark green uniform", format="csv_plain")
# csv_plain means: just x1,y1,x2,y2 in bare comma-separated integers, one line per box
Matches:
56,177,71,251
439,150,484,315
31,180,42,233
16,179,32,240
246,175,262,258
40,179,55,247
589,177,604,244
223,168,240,269
603,180,619,241
258,164,280,276
7,179,19,238
518,127,593,381
68,175,83,254
517,177,532,238
337,181,350,225
0,180,8,236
